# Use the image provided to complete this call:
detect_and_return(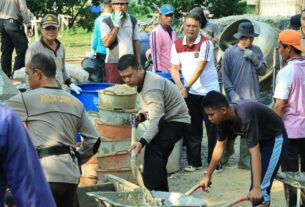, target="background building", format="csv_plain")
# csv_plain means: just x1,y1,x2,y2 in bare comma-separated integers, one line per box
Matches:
256,0,305,16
